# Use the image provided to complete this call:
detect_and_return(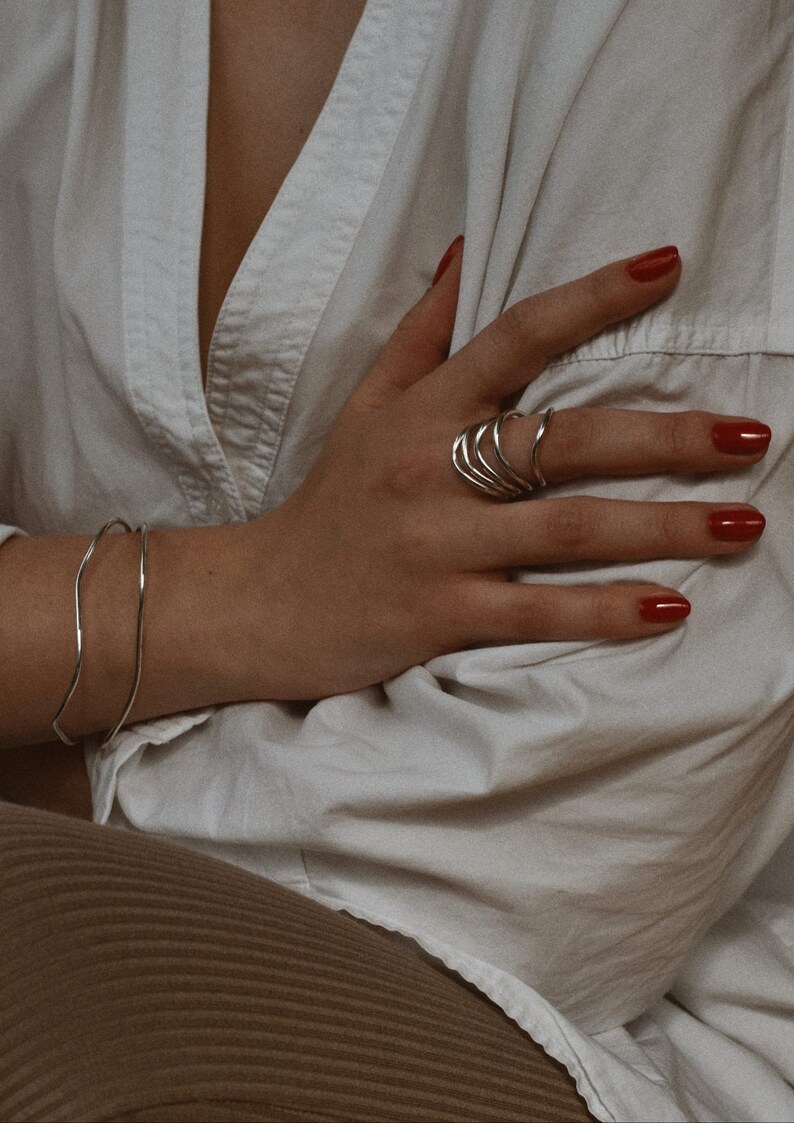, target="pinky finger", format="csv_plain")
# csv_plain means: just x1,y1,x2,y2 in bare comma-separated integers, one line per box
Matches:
474,582,691,644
